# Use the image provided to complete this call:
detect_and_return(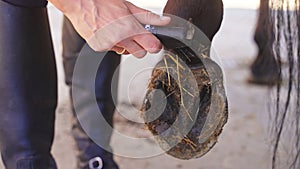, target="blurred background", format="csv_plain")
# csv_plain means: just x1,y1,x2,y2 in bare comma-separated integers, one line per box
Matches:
2,0,281,169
